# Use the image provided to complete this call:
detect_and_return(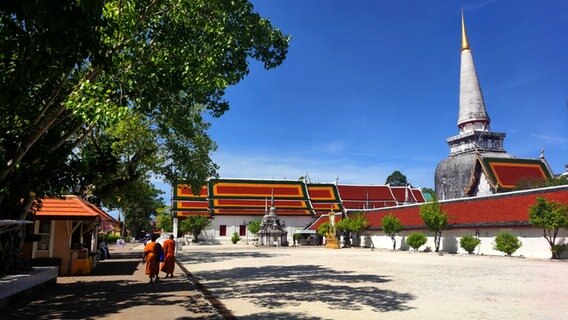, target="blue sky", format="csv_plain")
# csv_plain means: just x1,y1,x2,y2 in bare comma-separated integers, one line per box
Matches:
155,0,568,207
